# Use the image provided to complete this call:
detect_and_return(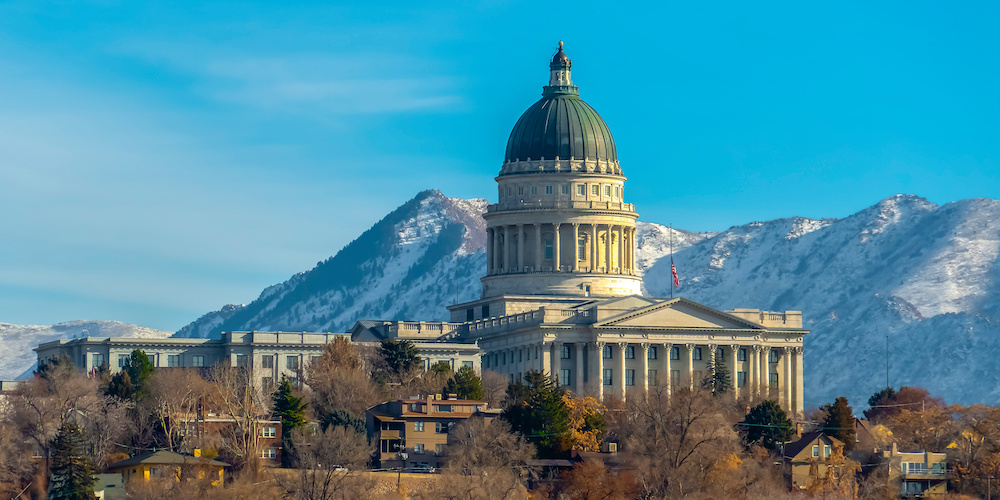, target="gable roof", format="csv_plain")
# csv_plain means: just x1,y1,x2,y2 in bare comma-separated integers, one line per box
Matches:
594,297,768,330
107,450,229,469
783,432,845,460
